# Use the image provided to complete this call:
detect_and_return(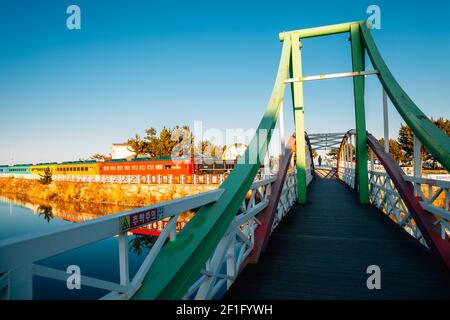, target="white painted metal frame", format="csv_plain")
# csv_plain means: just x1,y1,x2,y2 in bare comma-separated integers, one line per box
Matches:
404,175,450,239
337,130,449,246
271,168,298,231
308,132,347,151
368,170,424,243
284,70,379,83
337,133,356,189
185,153,307,300
0,189,224,299
0,168,300,300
